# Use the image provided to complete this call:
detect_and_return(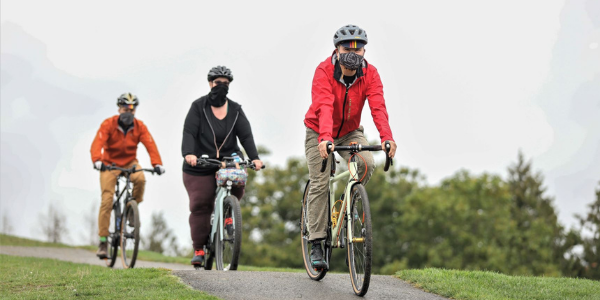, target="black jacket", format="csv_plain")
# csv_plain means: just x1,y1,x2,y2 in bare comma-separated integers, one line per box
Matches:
181,95,259,176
